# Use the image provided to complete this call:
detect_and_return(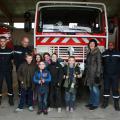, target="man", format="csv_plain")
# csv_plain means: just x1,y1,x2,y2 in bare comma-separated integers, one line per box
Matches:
14,36,32,96
0,36,14,105
101,42,120,111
